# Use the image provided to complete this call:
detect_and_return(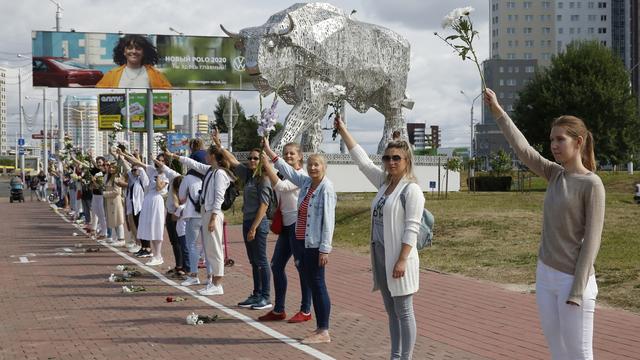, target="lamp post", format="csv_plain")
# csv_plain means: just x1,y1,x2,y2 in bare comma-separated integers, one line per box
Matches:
16,55,26,182
169,27,195,139
460,90,482,178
